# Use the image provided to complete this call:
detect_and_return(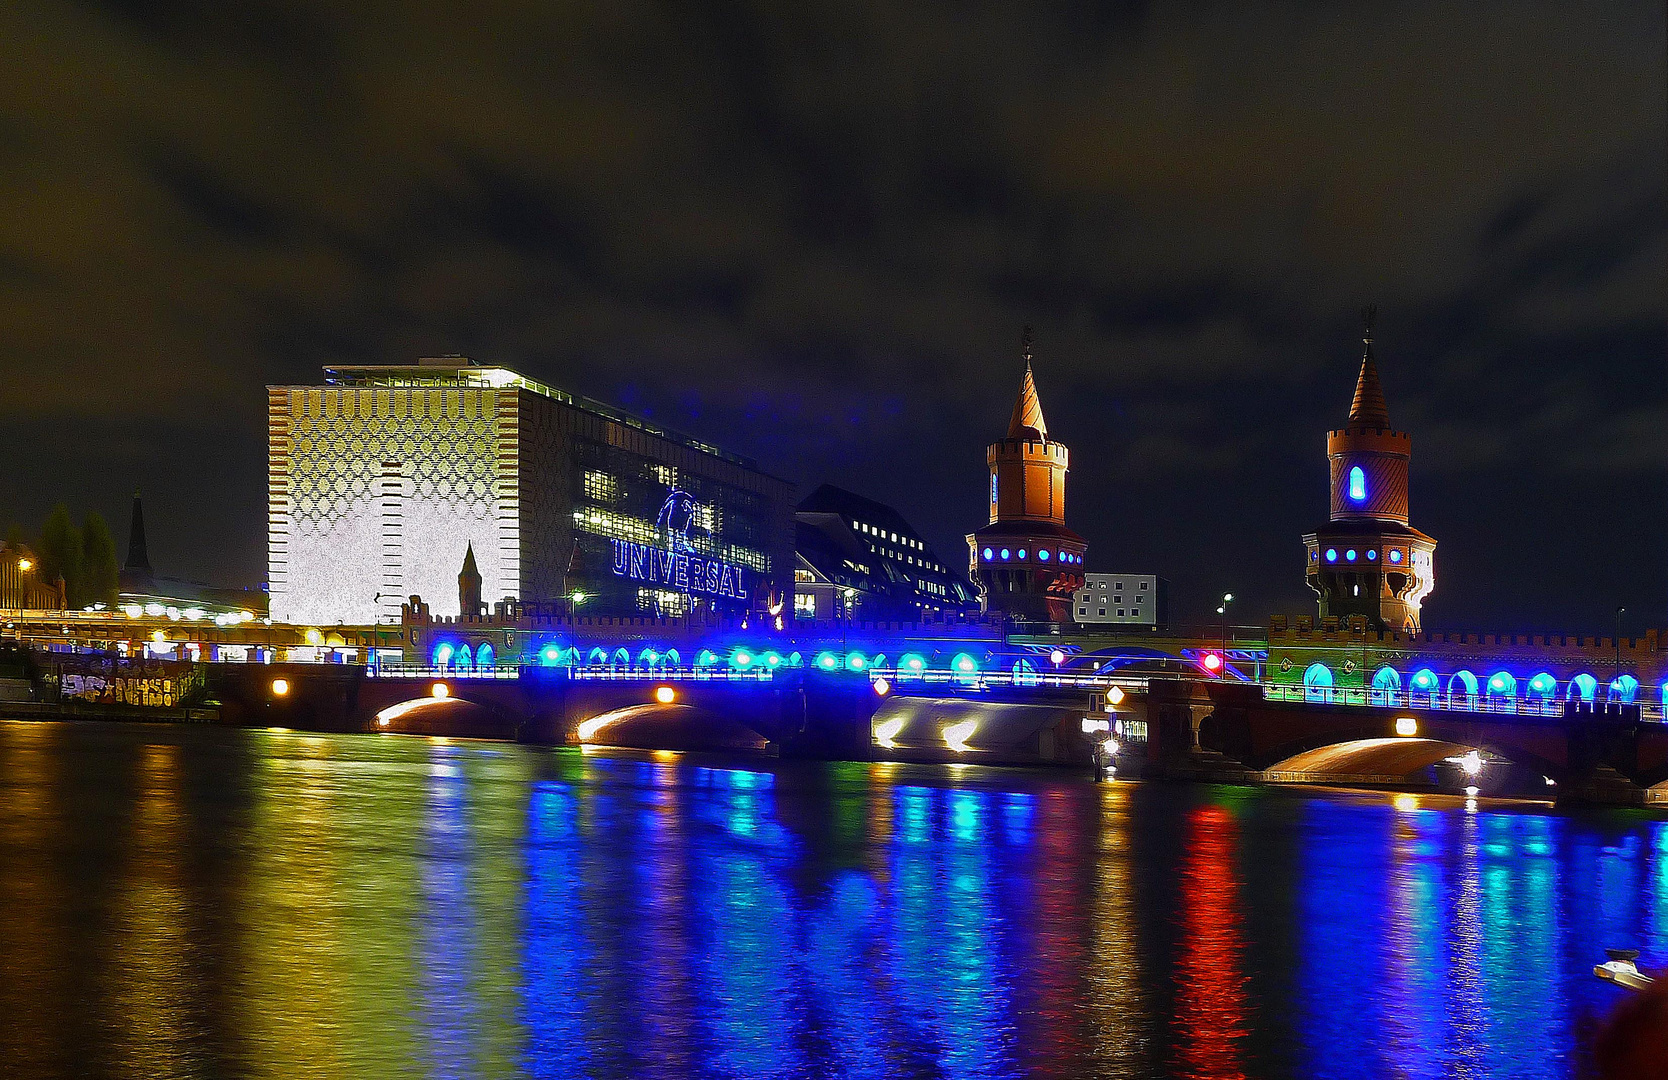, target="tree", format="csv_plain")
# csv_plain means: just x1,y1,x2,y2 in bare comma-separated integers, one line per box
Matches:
81,512,119,609
38,504,83,607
